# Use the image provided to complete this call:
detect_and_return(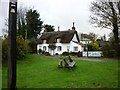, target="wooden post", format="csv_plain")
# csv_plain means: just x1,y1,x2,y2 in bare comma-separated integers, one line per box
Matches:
8,0,17,89
87,41,89,57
